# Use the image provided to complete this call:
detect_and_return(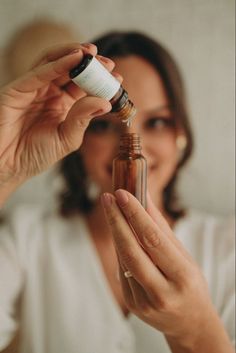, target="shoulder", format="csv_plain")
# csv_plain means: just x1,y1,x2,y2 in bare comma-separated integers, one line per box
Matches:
0,204,85,264
1,203,57,242
175,210,235,310
4,202,47,226
2,203,77,232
